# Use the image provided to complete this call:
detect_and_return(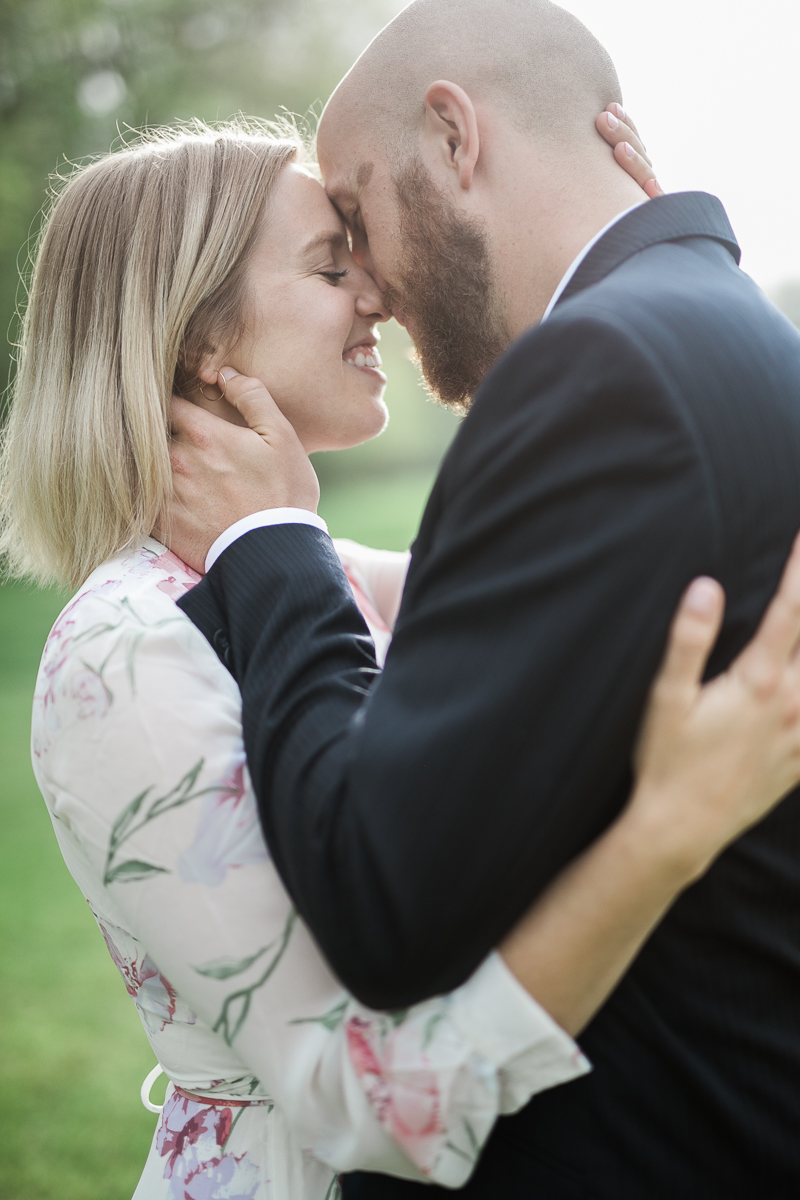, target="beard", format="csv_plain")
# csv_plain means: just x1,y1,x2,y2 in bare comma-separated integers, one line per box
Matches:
384,156,510,412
